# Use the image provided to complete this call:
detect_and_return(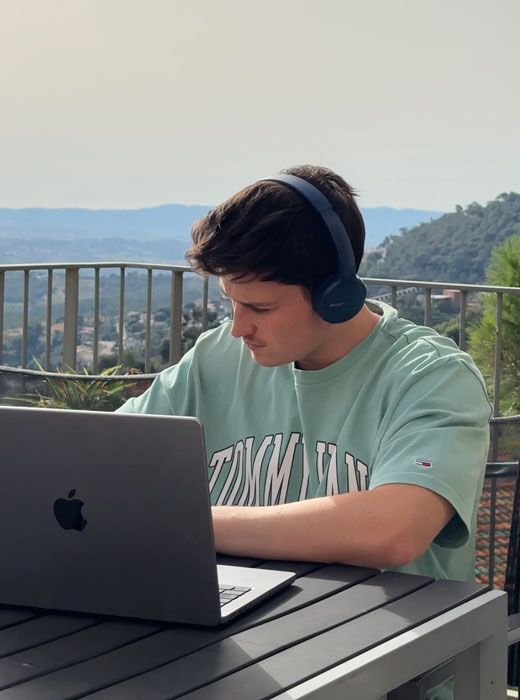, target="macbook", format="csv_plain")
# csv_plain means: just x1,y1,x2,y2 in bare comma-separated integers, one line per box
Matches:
0,406,295,625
